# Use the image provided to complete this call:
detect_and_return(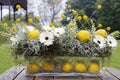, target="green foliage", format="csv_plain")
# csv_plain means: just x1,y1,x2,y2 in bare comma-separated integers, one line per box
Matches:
110,31,120,40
